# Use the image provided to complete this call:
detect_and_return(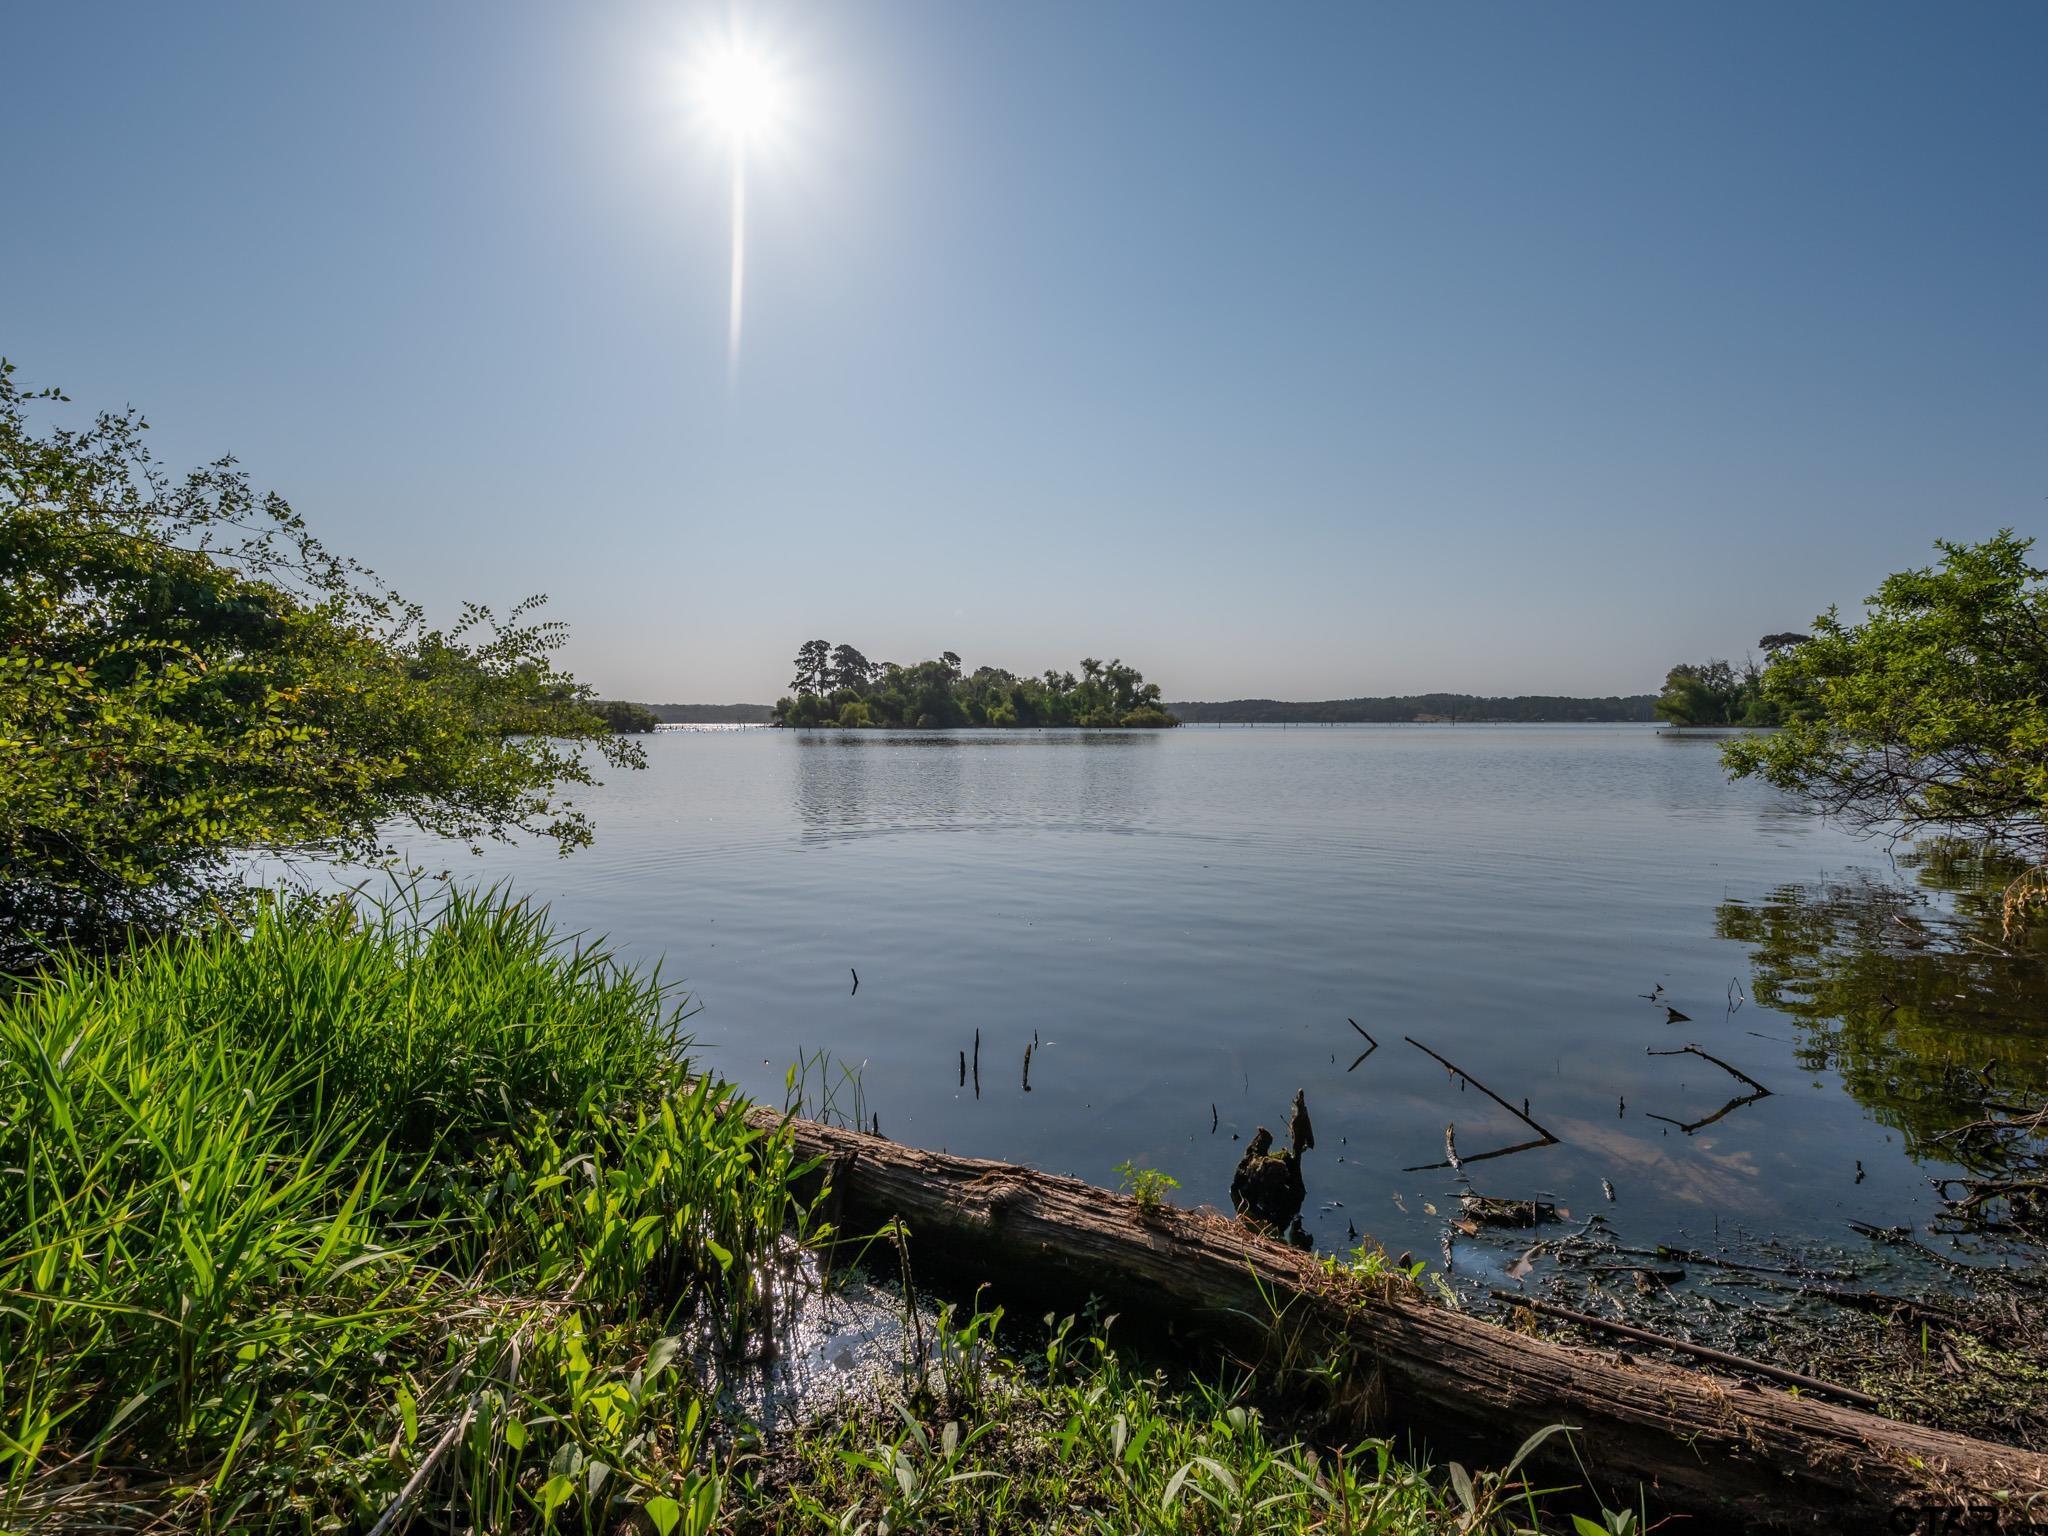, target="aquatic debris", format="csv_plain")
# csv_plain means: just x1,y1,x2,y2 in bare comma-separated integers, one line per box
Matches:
851,967,859,995
1459,1192,1562,1228
1663,1005,1691,1024
1935,1176,2048,1233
